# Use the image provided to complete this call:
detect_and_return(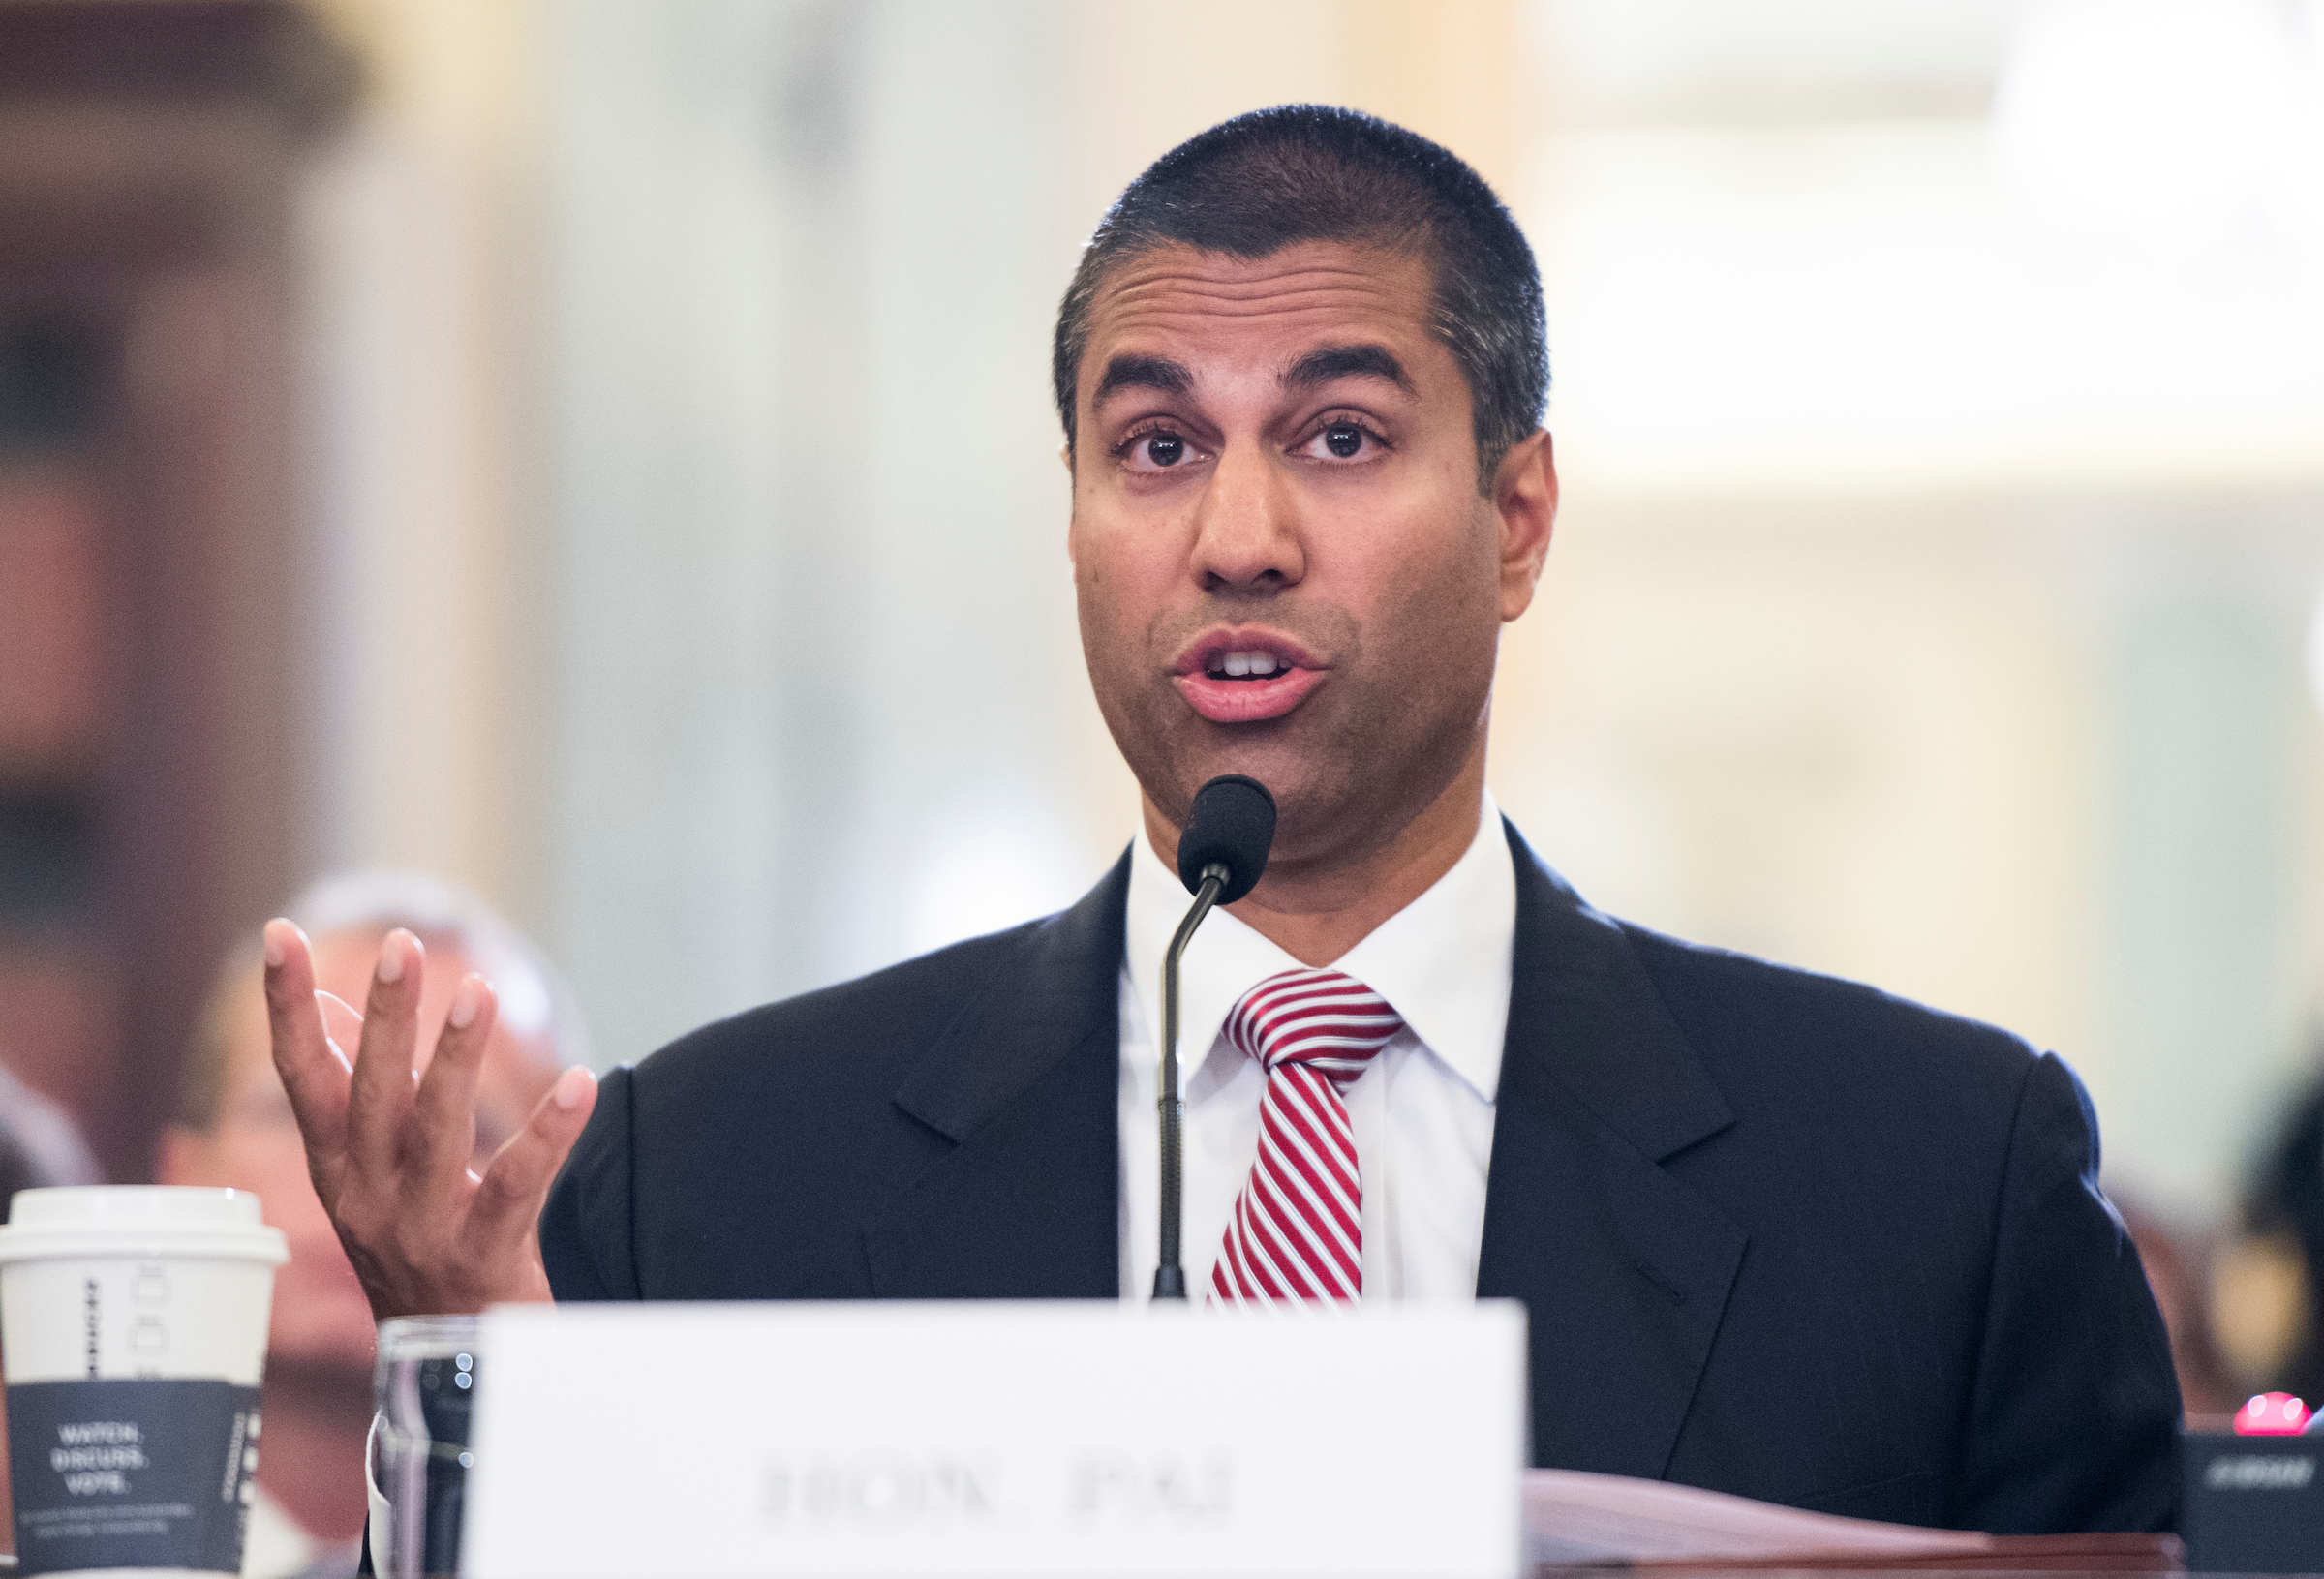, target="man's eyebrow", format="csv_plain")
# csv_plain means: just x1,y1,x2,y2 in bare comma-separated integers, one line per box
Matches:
1093,353,1193,403
1282,343,1416,395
